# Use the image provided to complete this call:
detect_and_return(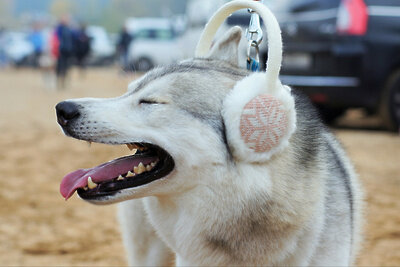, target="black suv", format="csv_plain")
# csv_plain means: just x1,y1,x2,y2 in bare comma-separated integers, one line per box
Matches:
261,0,400,130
